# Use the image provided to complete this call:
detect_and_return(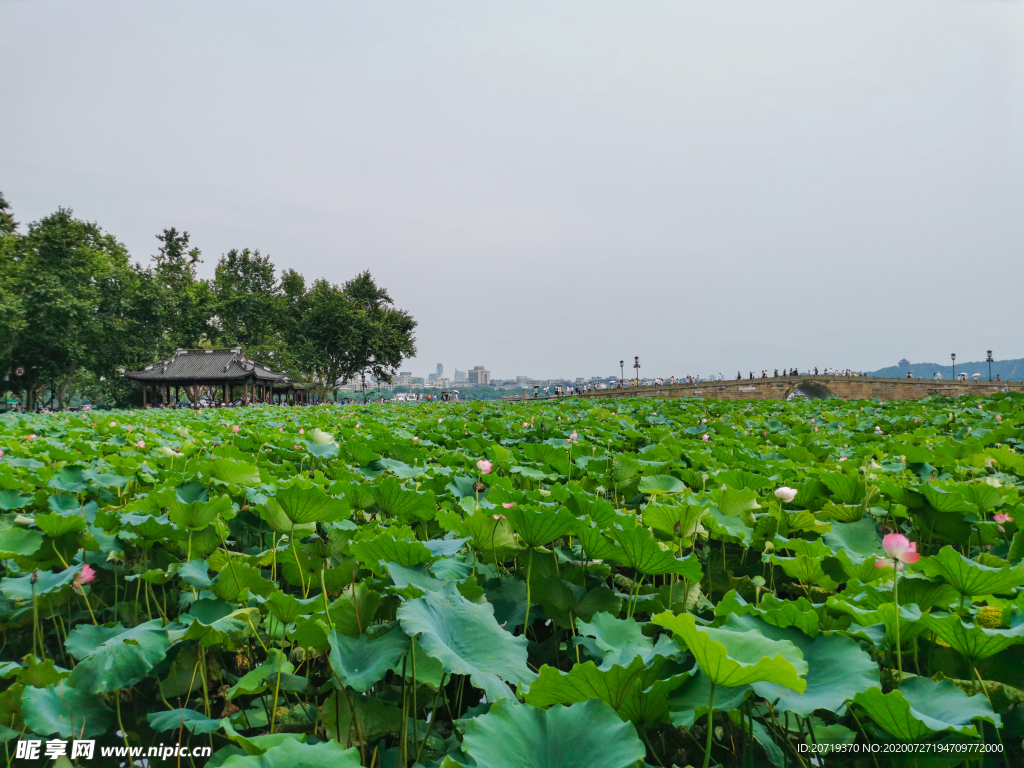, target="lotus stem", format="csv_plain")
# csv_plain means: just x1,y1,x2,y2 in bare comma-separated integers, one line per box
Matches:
415,672,447,764
523,548,534,634
892,563,902,686
703,682,715,768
